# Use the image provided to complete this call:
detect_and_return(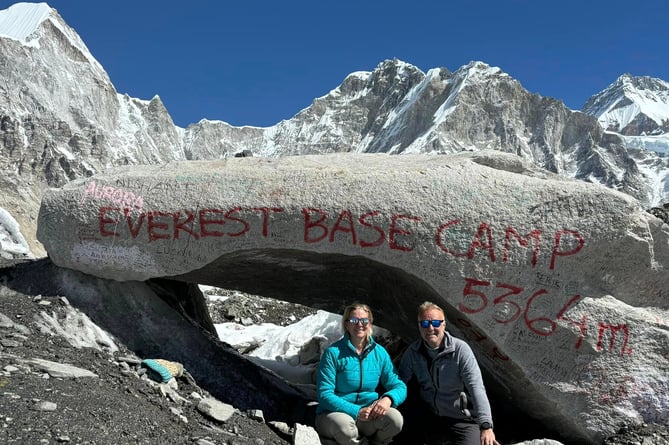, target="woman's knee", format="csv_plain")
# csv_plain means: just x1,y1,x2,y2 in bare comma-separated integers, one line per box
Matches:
383,408,404,434
366,408,404,444
316,412,359,443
